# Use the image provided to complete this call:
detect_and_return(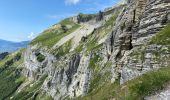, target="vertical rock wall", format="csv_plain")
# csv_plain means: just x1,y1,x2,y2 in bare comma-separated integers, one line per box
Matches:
104,0,170,84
